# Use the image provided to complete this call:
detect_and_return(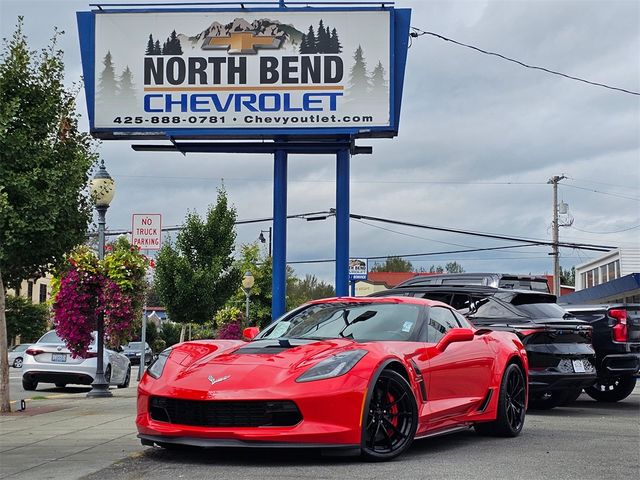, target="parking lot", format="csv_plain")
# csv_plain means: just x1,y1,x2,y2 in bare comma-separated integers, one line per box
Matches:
2,369,637,480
